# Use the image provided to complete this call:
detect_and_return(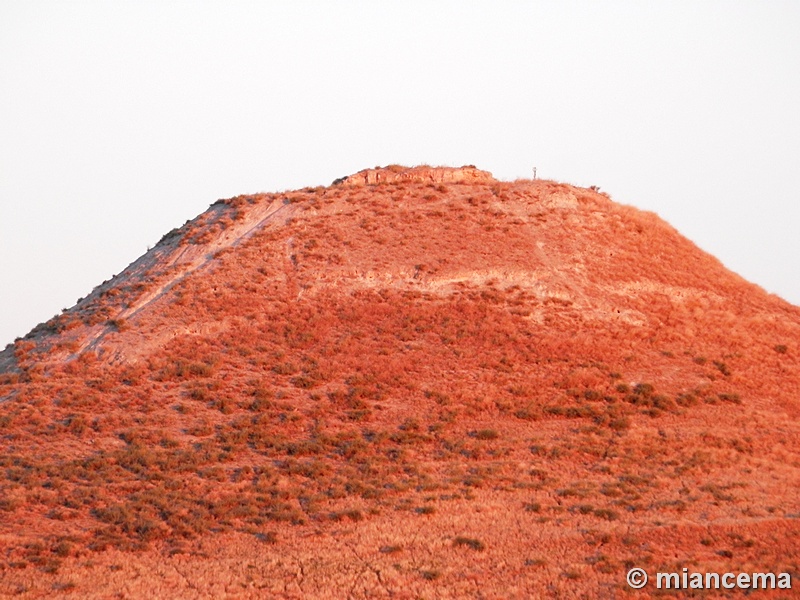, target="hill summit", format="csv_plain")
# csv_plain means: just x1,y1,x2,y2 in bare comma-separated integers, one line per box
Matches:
1,166,799,597
332,164,495,187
